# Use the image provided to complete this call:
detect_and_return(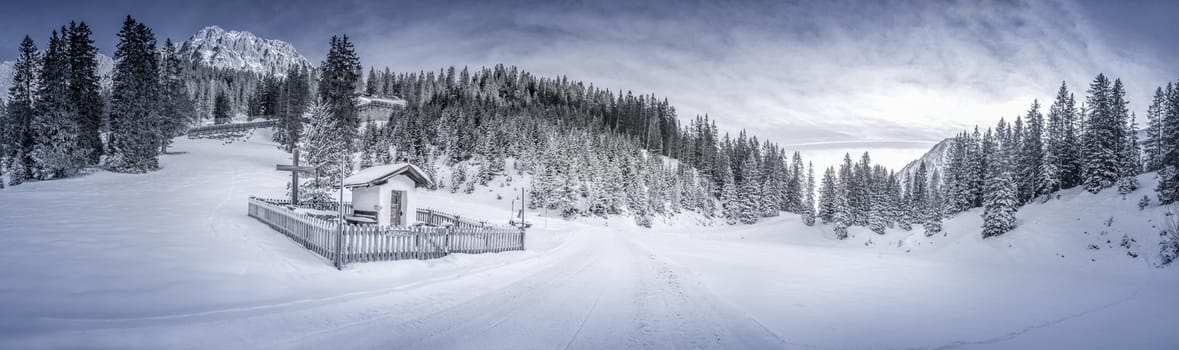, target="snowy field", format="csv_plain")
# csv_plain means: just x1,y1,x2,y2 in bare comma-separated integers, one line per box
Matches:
0,131,1176,349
